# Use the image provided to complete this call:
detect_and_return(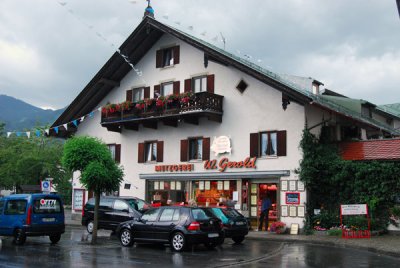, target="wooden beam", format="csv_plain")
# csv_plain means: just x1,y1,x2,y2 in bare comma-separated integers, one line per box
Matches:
163,119,178,128
106,125,121,133
124,123,139,131
98,78,120,87
142,121,158,129
184,116,199,125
